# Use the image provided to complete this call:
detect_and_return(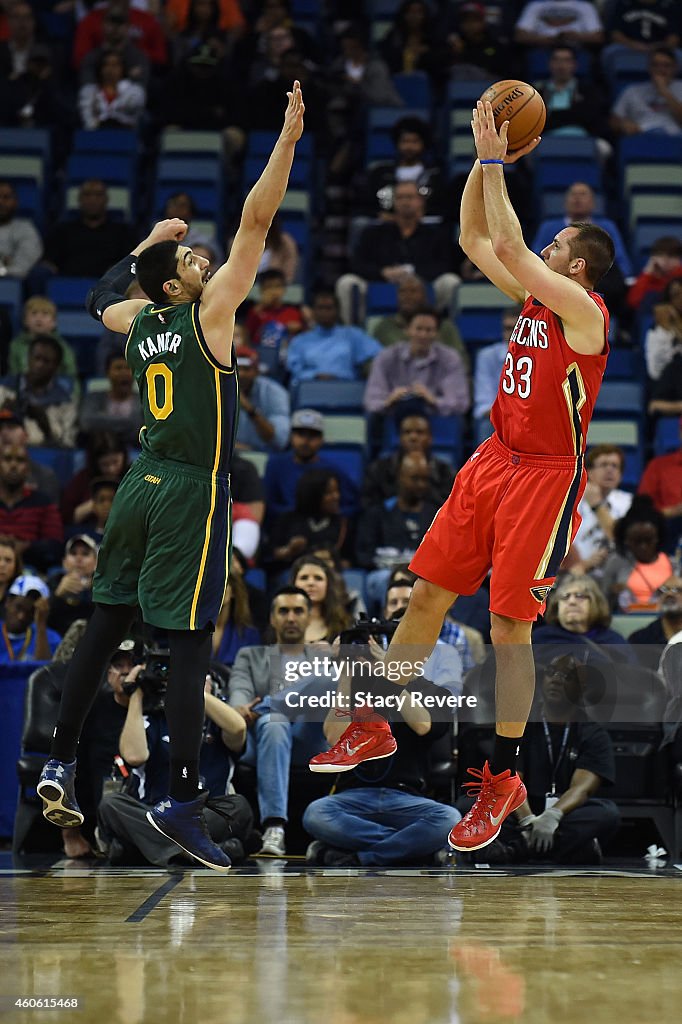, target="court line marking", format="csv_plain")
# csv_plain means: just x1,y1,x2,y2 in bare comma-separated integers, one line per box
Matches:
126,874,185,923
